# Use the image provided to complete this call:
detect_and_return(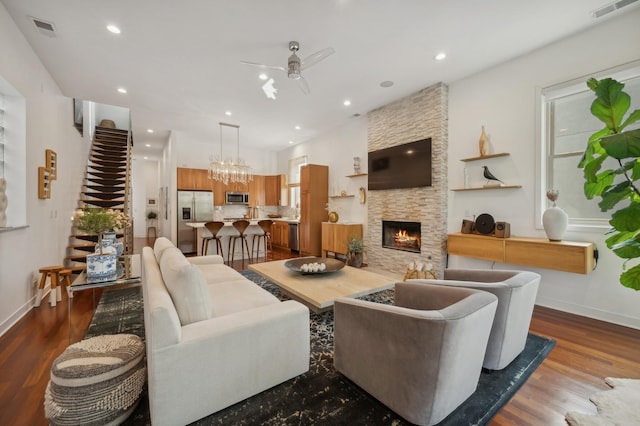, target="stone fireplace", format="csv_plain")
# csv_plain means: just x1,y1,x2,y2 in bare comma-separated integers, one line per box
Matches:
365,82,448,277
382,220,421,253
